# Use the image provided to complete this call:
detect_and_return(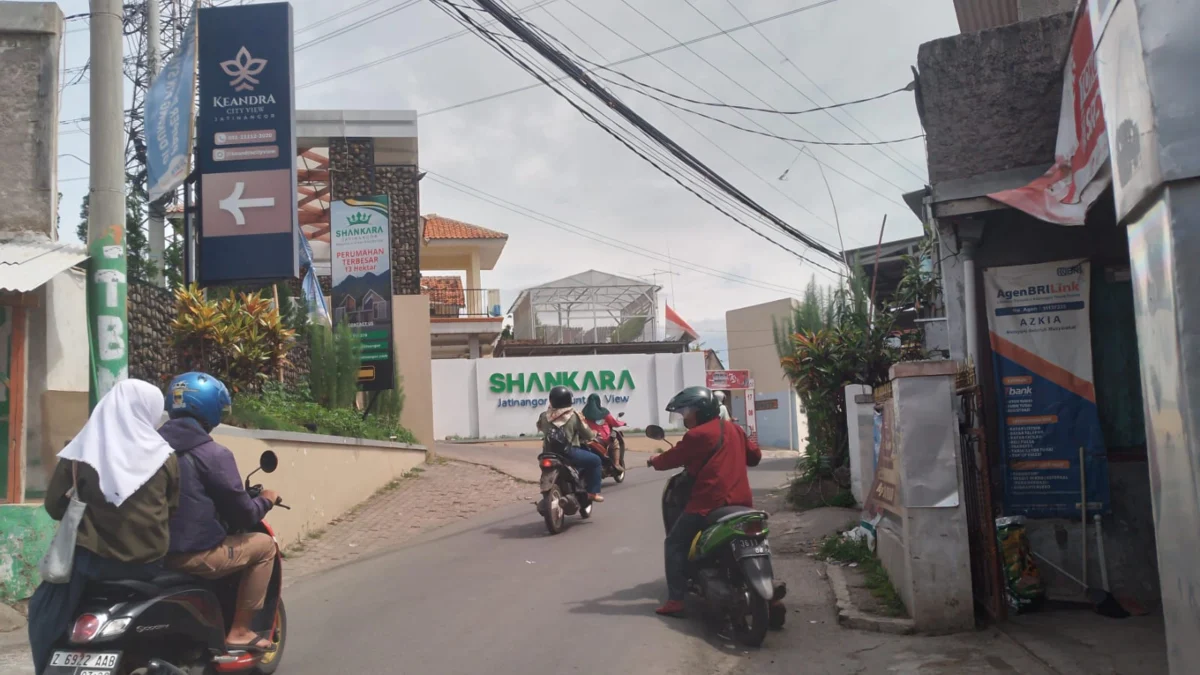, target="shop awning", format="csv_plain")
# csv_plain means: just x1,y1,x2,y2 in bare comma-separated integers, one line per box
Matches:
0,237,88,293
